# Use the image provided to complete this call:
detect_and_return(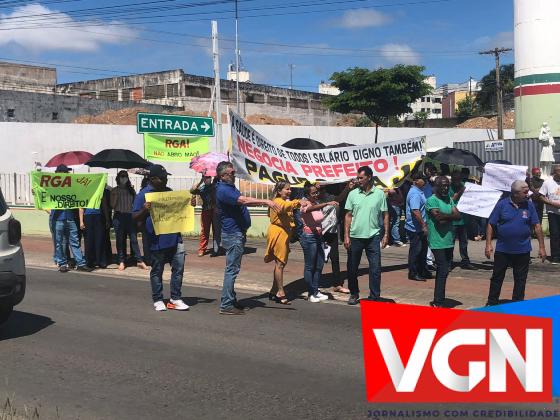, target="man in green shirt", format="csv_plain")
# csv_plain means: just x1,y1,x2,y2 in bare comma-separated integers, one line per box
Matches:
449,171,476,270
426,176,461,307
344,166,389,305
